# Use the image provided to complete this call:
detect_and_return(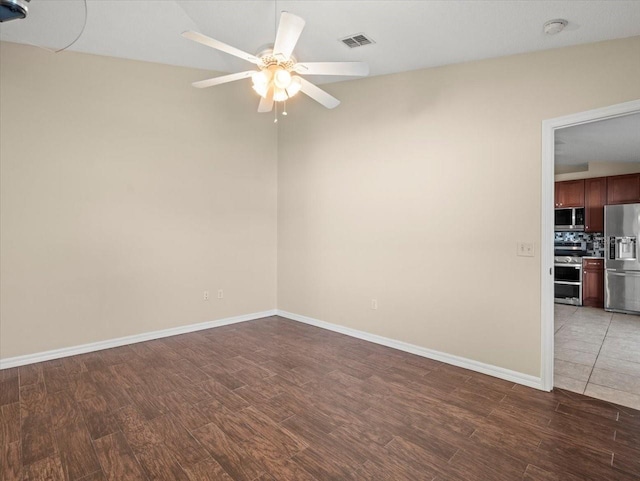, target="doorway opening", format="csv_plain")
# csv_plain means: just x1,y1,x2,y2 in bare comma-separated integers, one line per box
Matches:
540,100,640,399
